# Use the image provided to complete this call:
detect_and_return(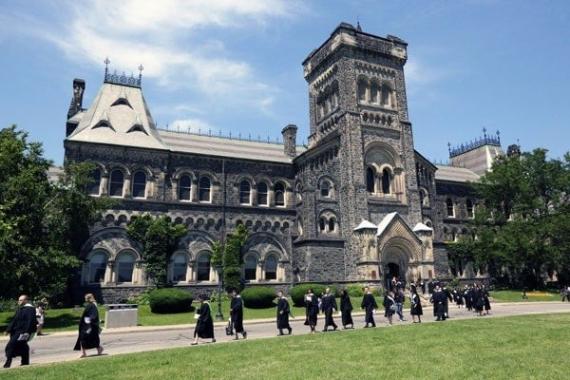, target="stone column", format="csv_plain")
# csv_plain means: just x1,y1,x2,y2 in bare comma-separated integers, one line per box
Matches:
100,175,109,196
189,261,196,282
258,260,265,281
123,177,131,198
106,261,115,284
191,179,198,202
